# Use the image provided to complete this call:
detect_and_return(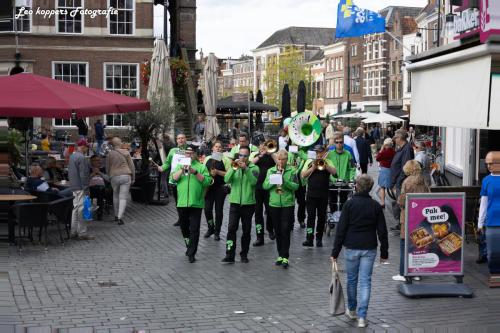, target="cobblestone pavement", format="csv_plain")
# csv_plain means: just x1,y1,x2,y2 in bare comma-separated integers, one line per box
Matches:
2,168,500,332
